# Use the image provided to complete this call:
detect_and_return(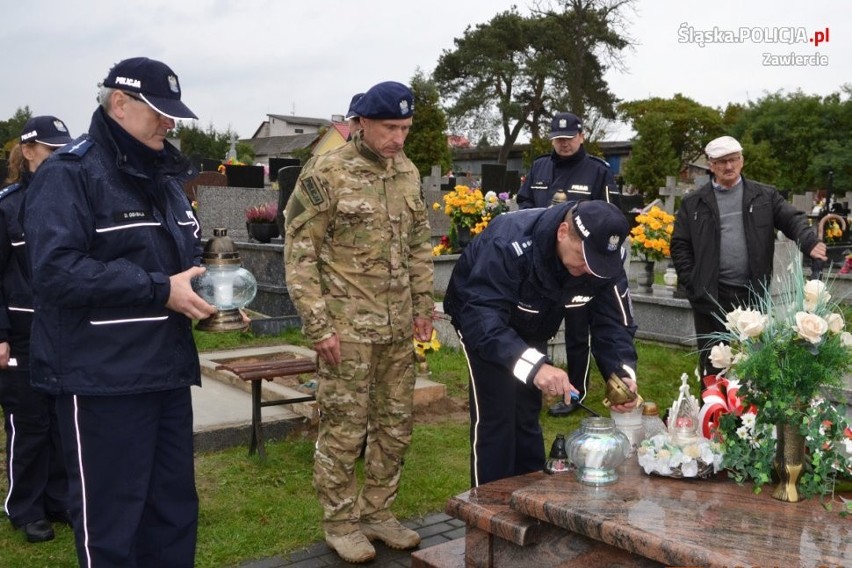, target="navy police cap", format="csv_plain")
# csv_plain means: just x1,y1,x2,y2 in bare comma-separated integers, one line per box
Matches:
550,112,583,139
20,115,73,147
570,200,628,279
352,81,414,119
103,57,198,120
